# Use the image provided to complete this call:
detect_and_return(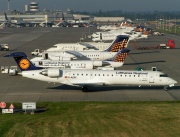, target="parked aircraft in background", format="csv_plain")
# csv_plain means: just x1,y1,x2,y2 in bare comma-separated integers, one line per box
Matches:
4,52,177,92
4,12,26,27
46,42,111,52
31,35,129,61
32,48,130,70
